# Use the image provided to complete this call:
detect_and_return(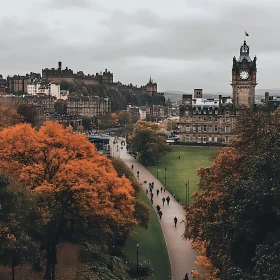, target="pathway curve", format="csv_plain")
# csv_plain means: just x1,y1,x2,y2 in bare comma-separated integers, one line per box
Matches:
111,139,201,280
